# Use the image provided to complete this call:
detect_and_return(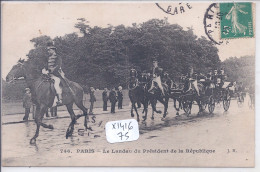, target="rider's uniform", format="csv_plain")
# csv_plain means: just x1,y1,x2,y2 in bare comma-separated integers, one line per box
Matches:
148,66,164,95
129,69,138,89
44,46,64,104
